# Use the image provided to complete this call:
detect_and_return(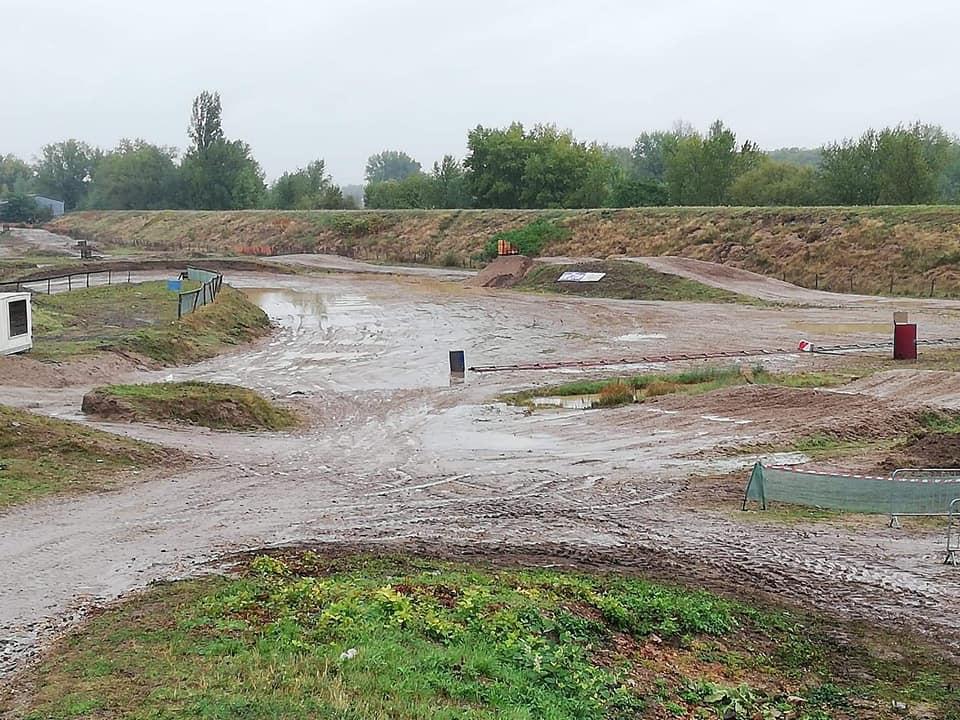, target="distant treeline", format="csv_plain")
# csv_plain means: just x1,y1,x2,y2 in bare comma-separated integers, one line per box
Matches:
3,91,960,221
